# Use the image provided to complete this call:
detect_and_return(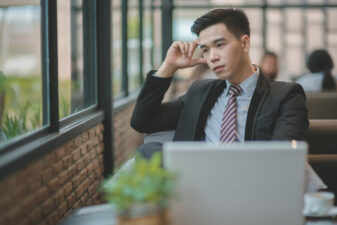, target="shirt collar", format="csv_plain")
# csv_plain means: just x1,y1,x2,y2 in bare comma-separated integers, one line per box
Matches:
225,66,259,97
